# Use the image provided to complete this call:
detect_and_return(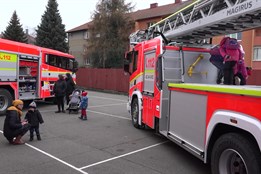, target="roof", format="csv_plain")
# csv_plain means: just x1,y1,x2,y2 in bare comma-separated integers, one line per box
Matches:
66,1,193,33
67,21,93,33
130,1,192,21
